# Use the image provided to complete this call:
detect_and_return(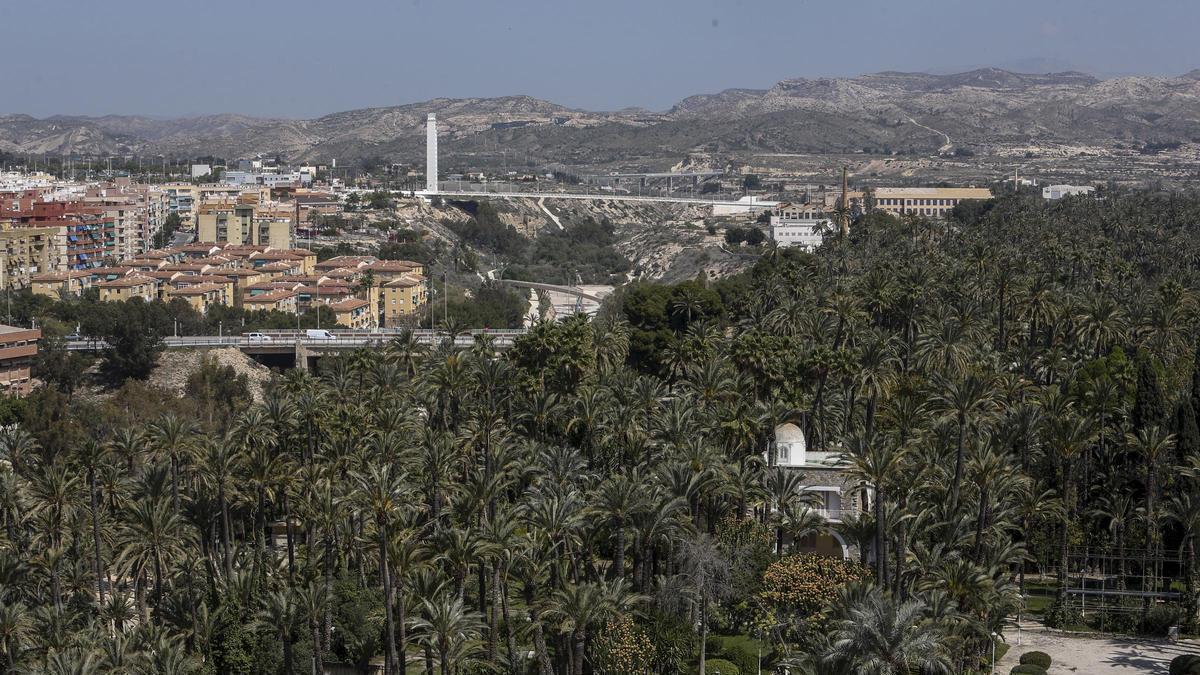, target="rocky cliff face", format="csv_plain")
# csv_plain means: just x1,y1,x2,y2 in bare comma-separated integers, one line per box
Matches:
3,68,1199,163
